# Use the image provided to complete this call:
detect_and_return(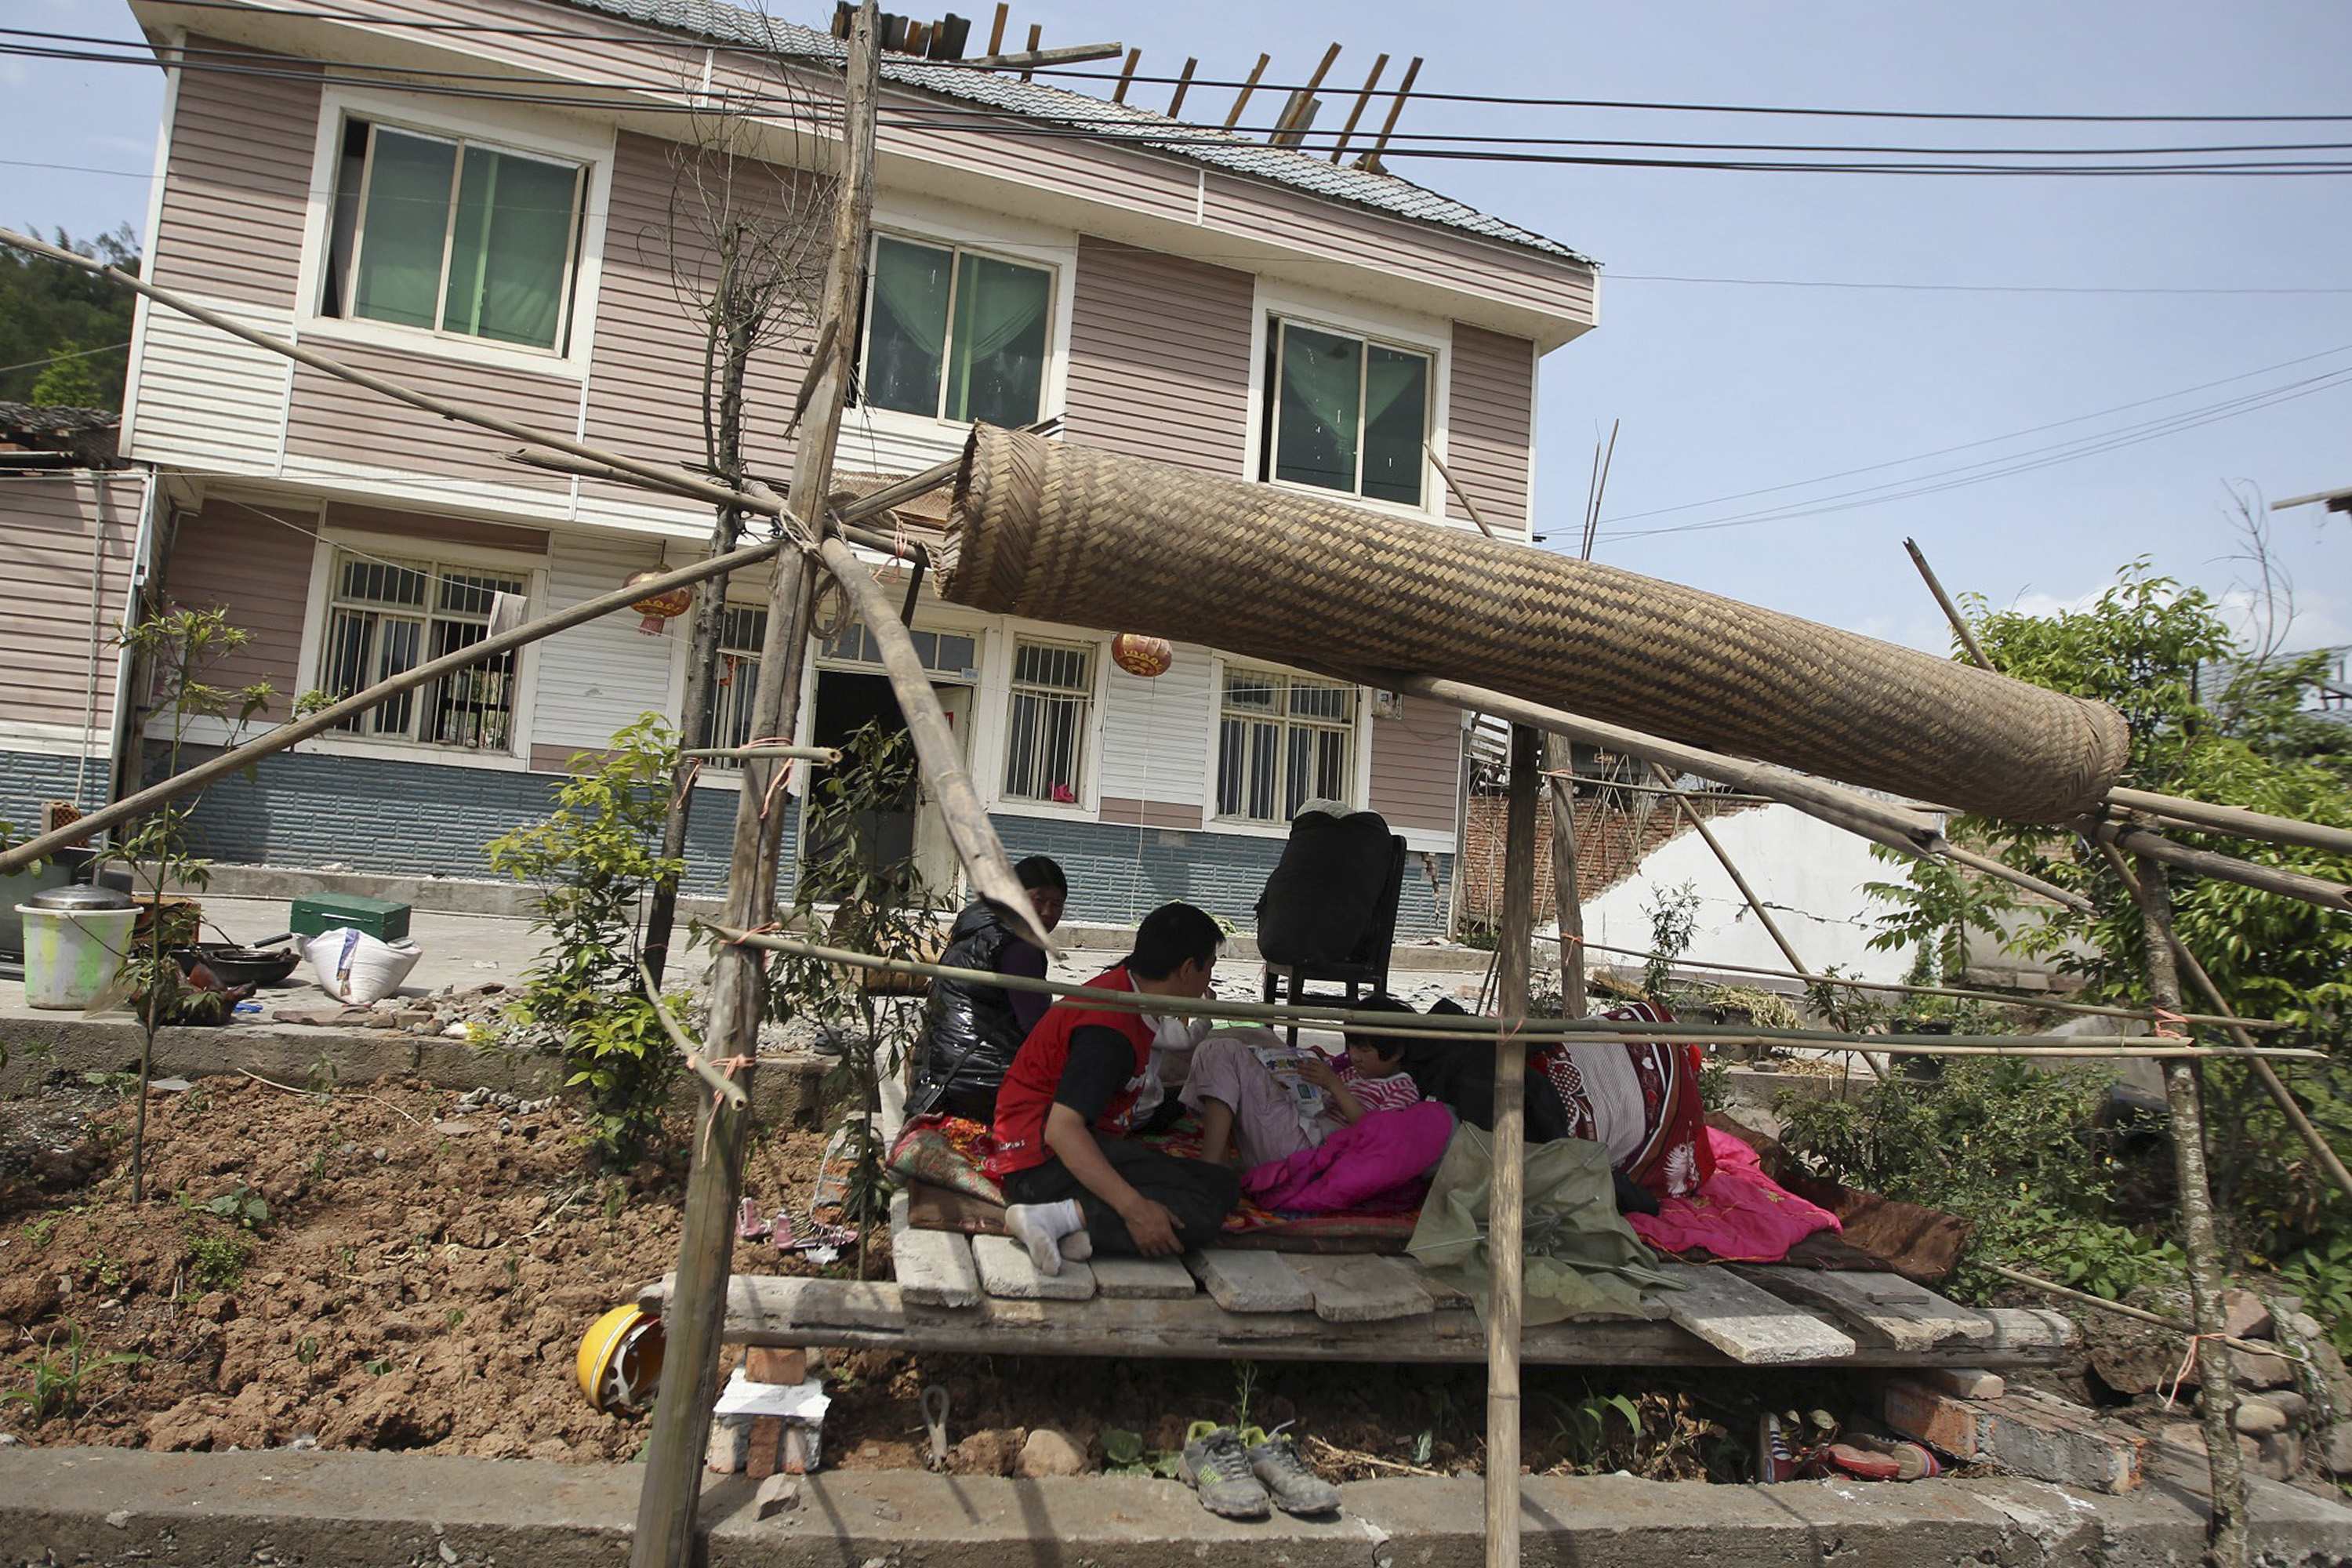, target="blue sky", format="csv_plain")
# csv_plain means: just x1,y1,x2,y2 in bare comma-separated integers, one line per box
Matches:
5,0,2347,655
